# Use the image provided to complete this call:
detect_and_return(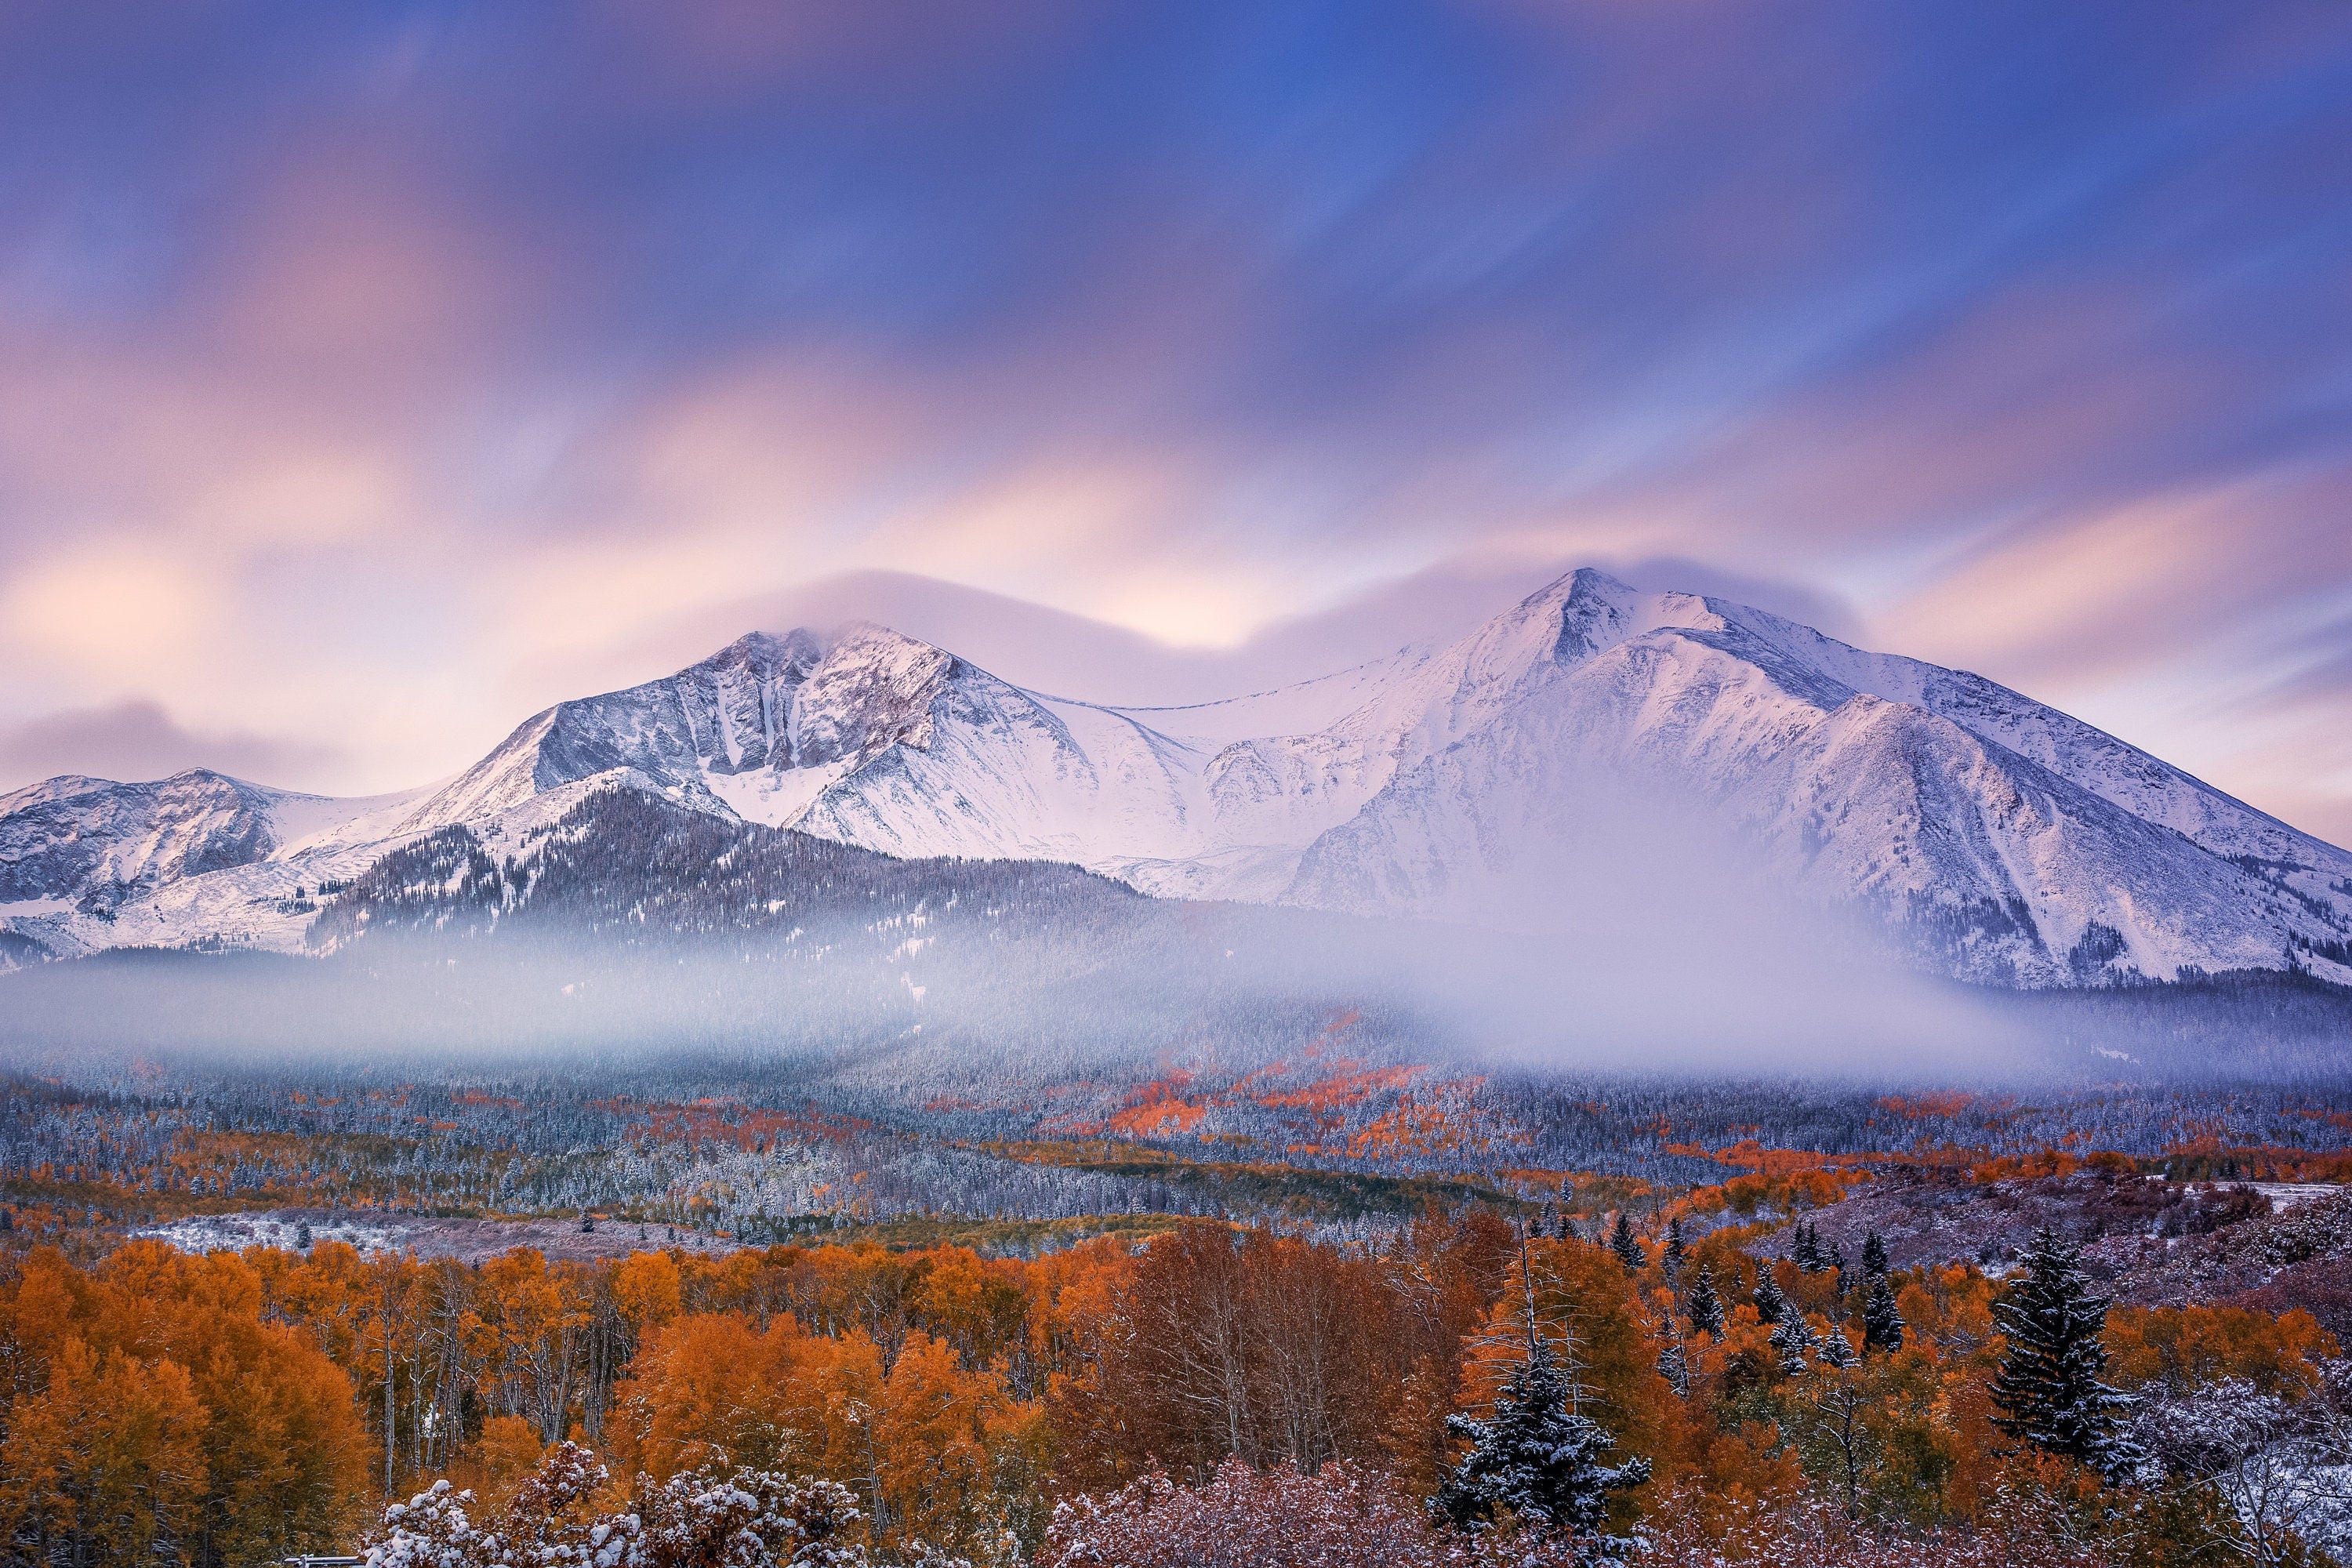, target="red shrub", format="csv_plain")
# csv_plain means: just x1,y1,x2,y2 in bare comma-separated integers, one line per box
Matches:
1640,1486,2110,1567
1040,1459,1580,1568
